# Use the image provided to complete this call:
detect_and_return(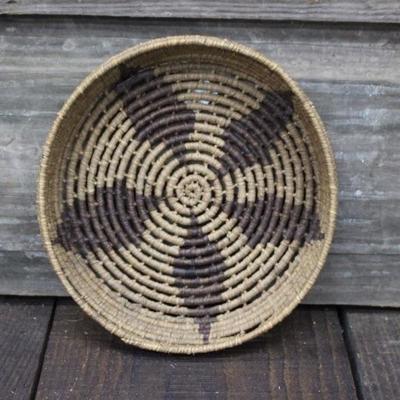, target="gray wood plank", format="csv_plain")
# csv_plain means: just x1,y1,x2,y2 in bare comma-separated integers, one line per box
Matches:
35,300,357,400
0,251,66,296
343,309,400,400
2,252,400,308
0,297,54,400
0,17,399,304
304,254,400,307
1,0,400,24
